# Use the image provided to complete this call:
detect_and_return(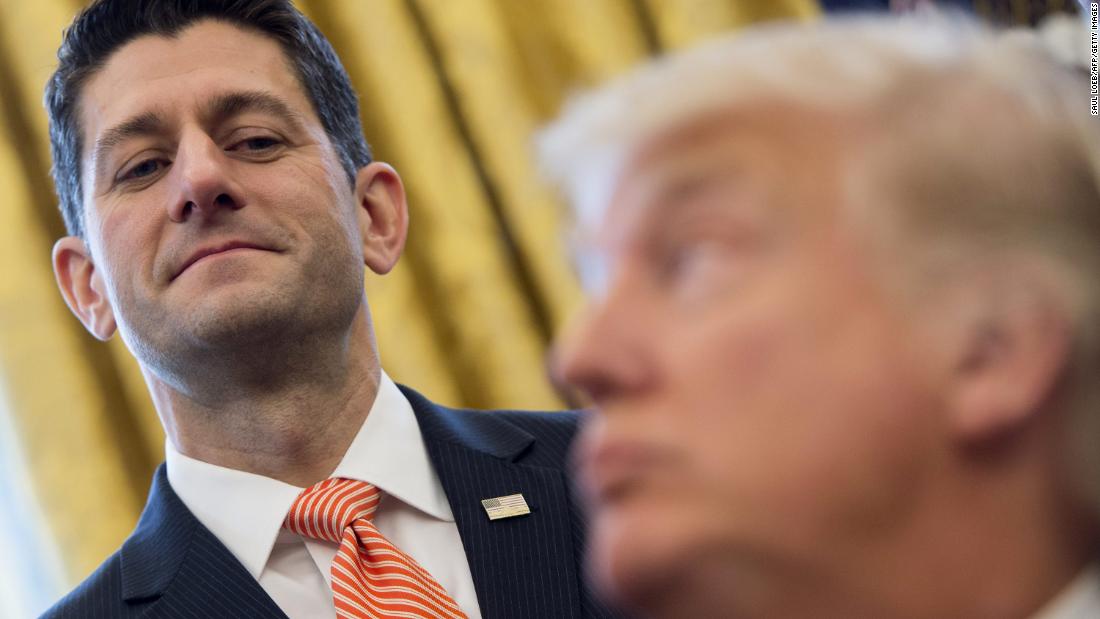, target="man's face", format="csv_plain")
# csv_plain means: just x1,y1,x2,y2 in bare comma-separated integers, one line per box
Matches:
69,20,368,378
556,108,950,613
